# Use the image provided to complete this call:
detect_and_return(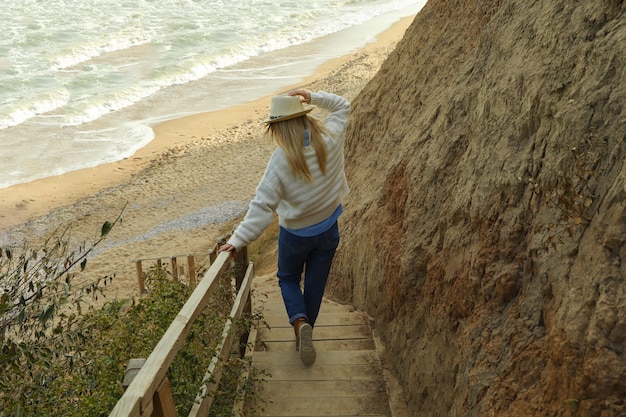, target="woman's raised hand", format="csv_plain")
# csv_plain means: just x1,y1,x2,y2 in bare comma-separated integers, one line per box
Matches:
289,90,311,104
